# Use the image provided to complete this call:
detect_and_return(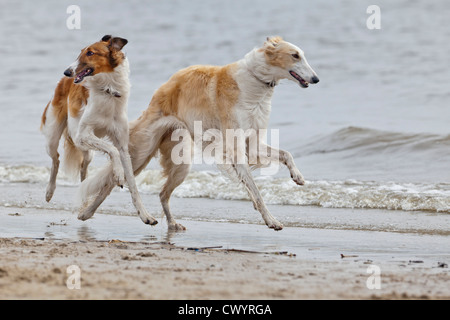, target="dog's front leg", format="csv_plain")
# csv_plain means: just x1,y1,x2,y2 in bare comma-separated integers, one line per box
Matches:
111,132,158,226
75,126,125,187
120,146,158,225
237,164,283,230
259,142,305,185
220,160,283,230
